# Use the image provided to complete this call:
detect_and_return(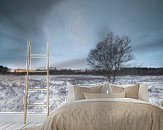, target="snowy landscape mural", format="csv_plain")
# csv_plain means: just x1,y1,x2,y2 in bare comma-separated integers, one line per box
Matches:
0,0,163,114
